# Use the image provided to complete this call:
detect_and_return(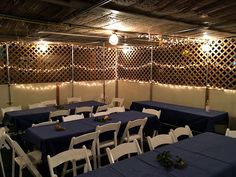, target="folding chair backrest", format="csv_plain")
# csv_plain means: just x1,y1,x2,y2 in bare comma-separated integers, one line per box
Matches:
1,106,22,117
92,111,109,117
225,128,236,138
70,131,99,149
75,106,93,118
142,108,161,119
28,103,45,109
107,106,125,114
47,146,92,177
106,139,142,164
123,118,148,137
32,120,59,127
170,125,193,142
62,114,84,122
96,105,109,113
49,109,70,121
75,106,93,114
147,132,174,150
110,98,124,107
96,121,121,134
